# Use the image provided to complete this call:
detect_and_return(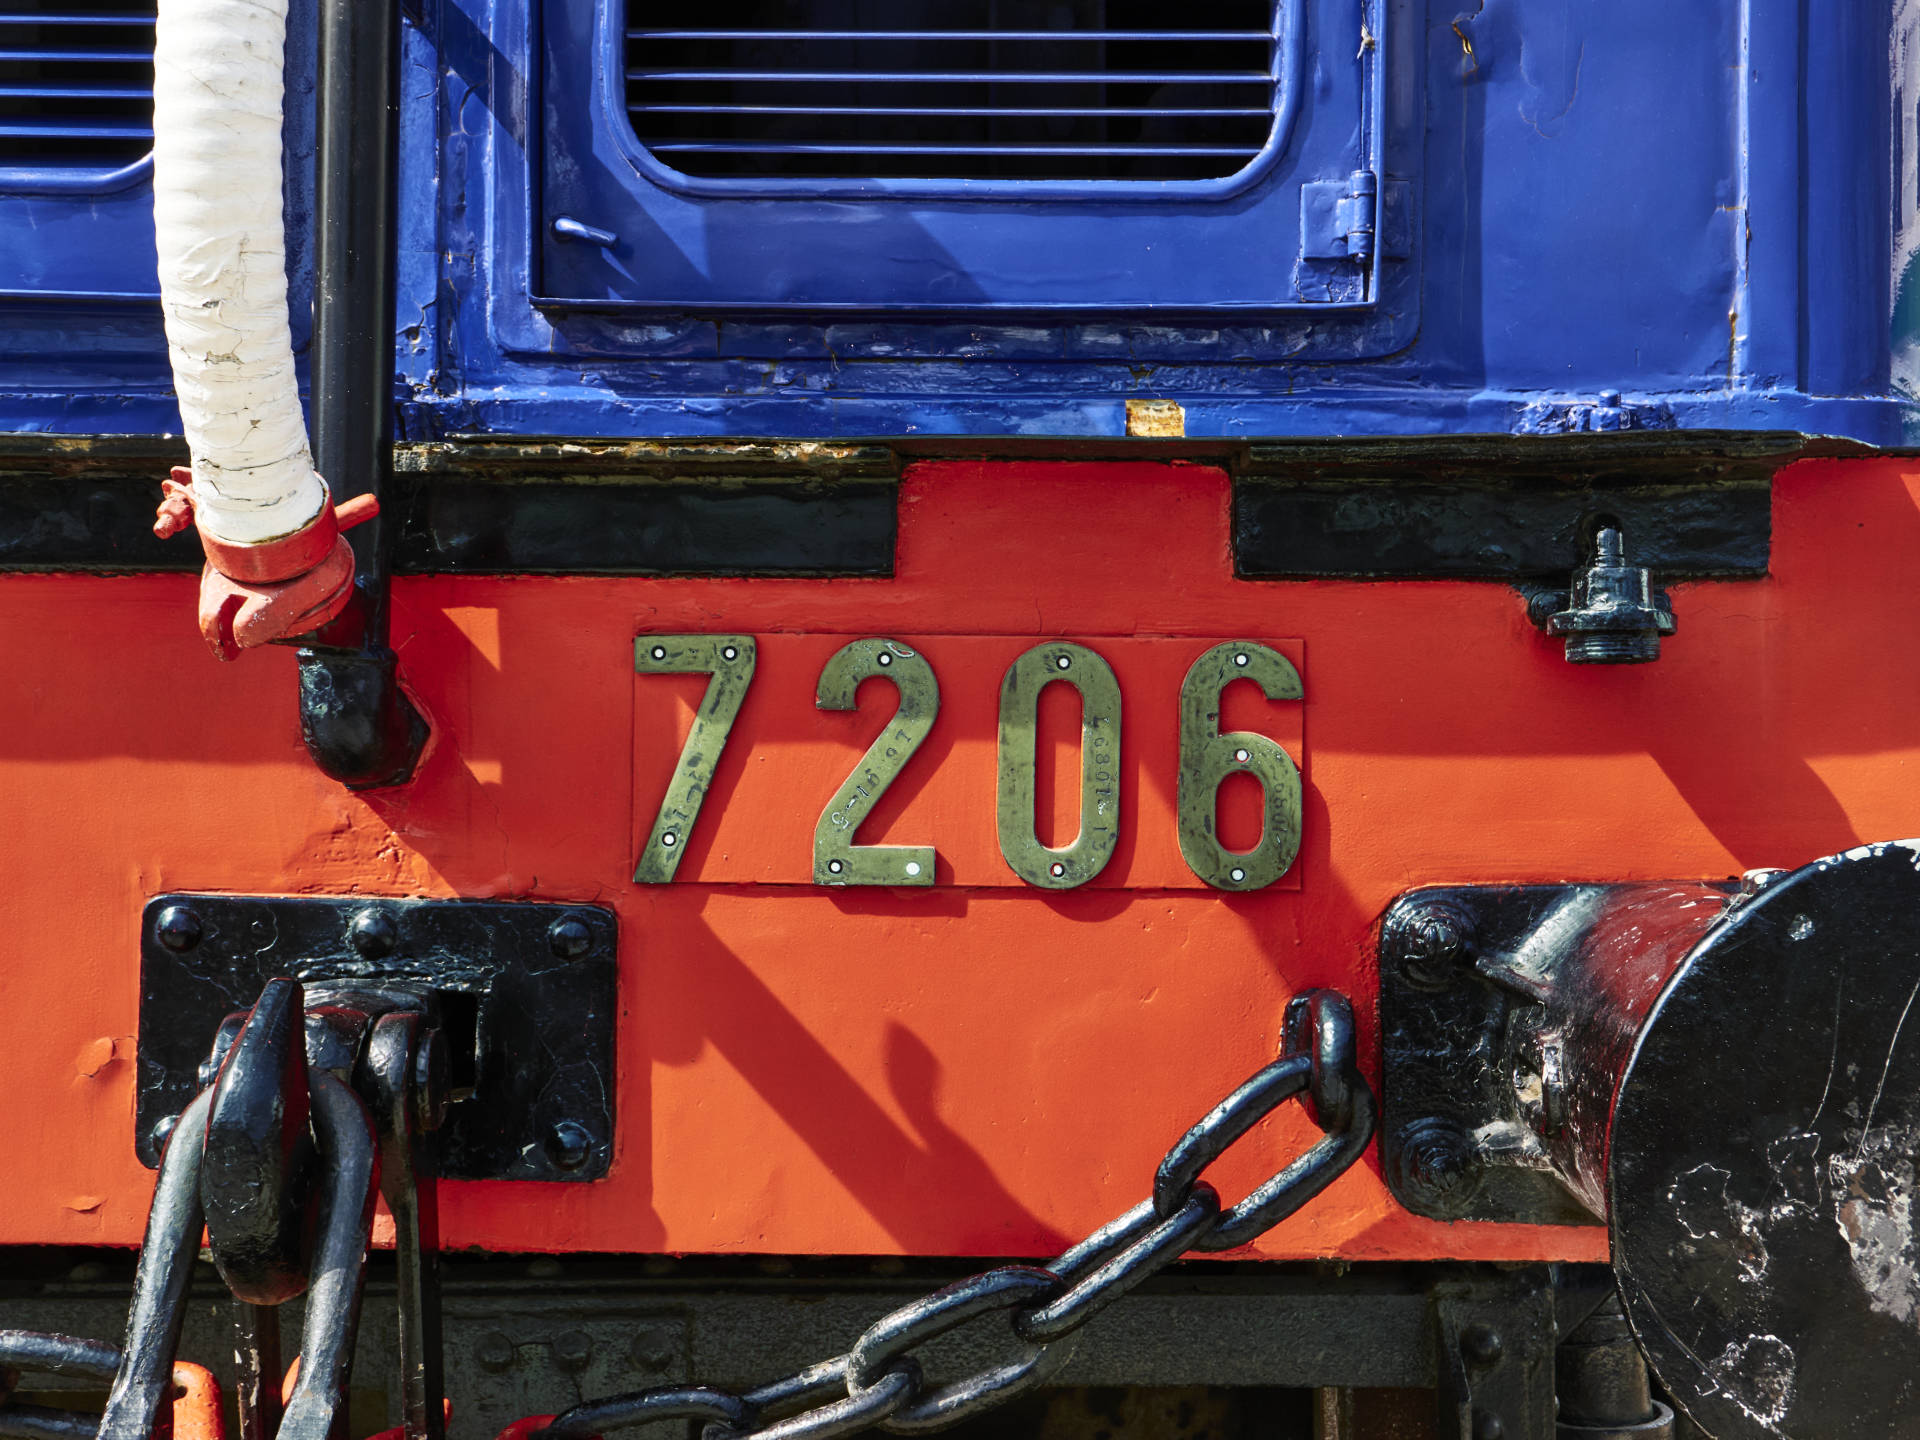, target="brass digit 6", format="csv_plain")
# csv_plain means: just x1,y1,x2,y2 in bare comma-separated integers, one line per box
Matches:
814,639,940,887
1176,642,1302,891
996,642,1122,889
